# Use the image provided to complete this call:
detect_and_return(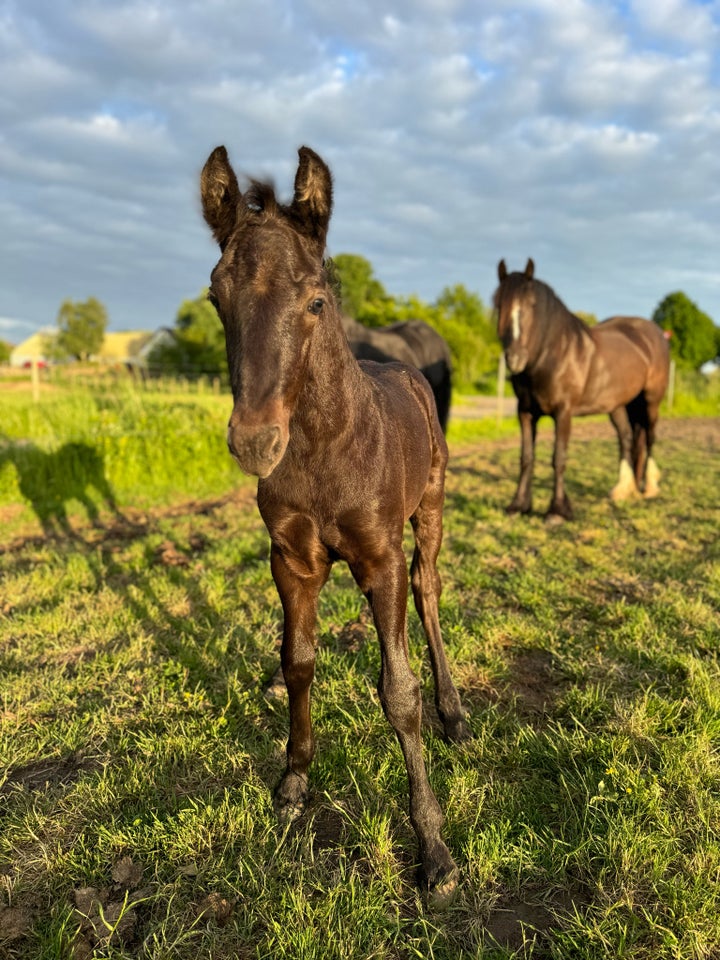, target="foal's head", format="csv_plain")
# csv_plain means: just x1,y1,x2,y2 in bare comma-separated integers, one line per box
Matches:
494,258,536,374
201,146,334,478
